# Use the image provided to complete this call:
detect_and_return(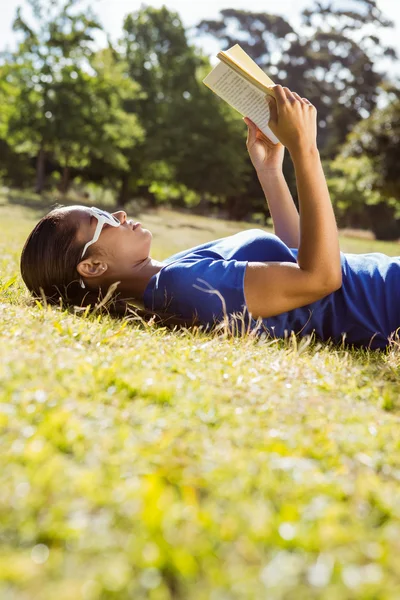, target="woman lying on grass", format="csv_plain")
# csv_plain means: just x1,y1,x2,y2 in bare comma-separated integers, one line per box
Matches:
21,85,400,349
